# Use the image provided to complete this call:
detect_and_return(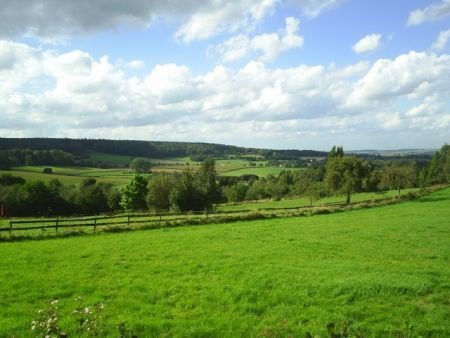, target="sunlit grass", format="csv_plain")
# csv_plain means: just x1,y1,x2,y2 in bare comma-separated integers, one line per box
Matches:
0,188,448,336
